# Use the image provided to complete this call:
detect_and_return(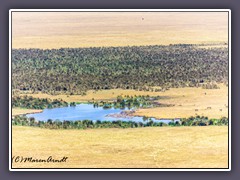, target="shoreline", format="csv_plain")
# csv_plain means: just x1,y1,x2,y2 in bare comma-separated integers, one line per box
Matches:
12,108,43,117
106,110,180,121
